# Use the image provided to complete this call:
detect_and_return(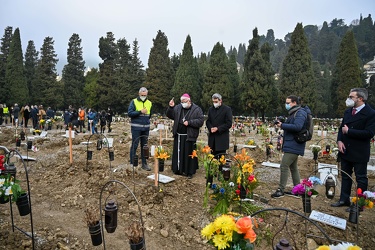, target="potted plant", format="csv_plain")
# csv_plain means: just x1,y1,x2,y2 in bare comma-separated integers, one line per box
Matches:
0,173,29,215
84,206,102,246
309,144,321,160
125,221,145,250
